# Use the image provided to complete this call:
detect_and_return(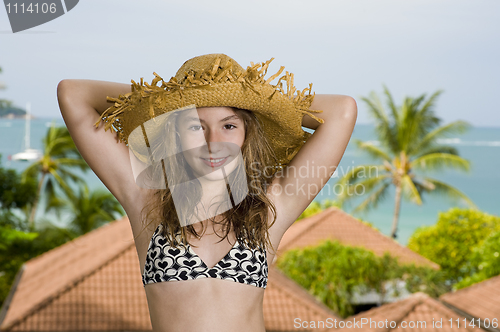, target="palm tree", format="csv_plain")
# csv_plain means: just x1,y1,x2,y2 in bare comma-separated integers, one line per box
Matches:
337,86,476,239
22,123,89,226
46,184,124,235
